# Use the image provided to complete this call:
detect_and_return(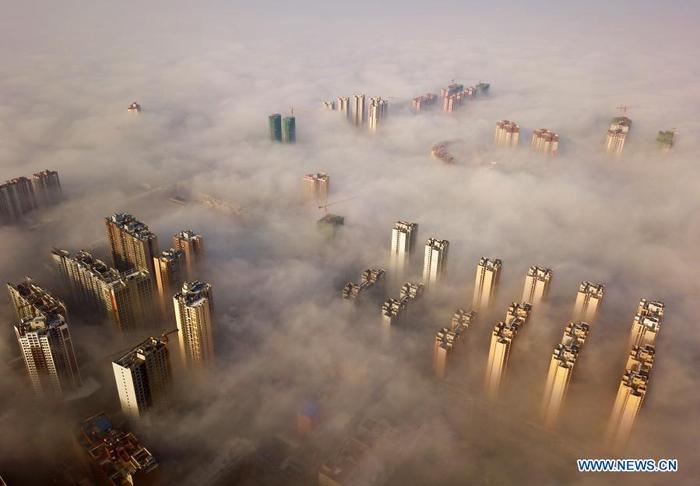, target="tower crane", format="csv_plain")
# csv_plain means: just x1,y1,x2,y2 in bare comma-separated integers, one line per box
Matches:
318,196,356,215
104,328,180,359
